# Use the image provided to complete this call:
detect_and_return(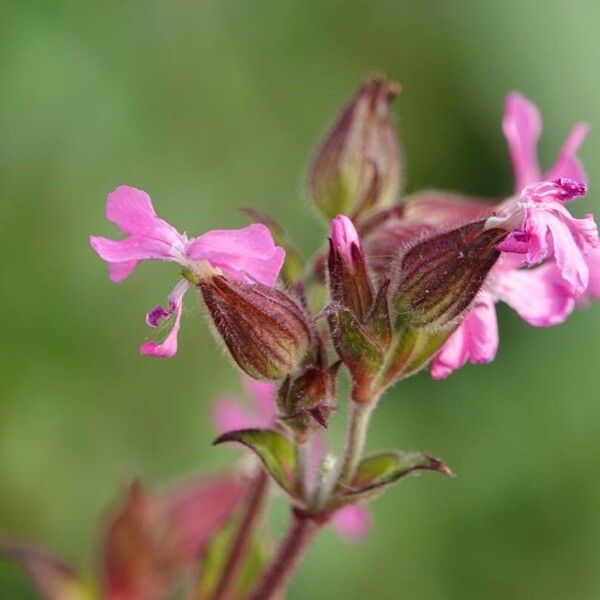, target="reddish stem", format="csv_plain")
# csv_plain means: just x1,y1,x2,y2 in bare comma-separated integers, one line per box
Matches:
247,510,321,600
211,470,269,600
